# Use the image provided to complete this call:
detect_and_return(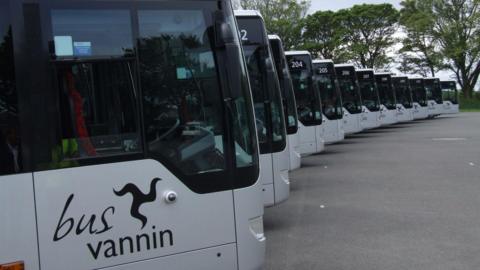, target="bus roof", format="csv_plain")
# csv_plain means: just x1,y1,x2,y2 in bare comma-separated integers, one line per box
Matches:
334,63,355,68
313,59,334,64
374,72,392,76
285,51,311,56
234,10,262,18
356,68,374,73
268,34,281,41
